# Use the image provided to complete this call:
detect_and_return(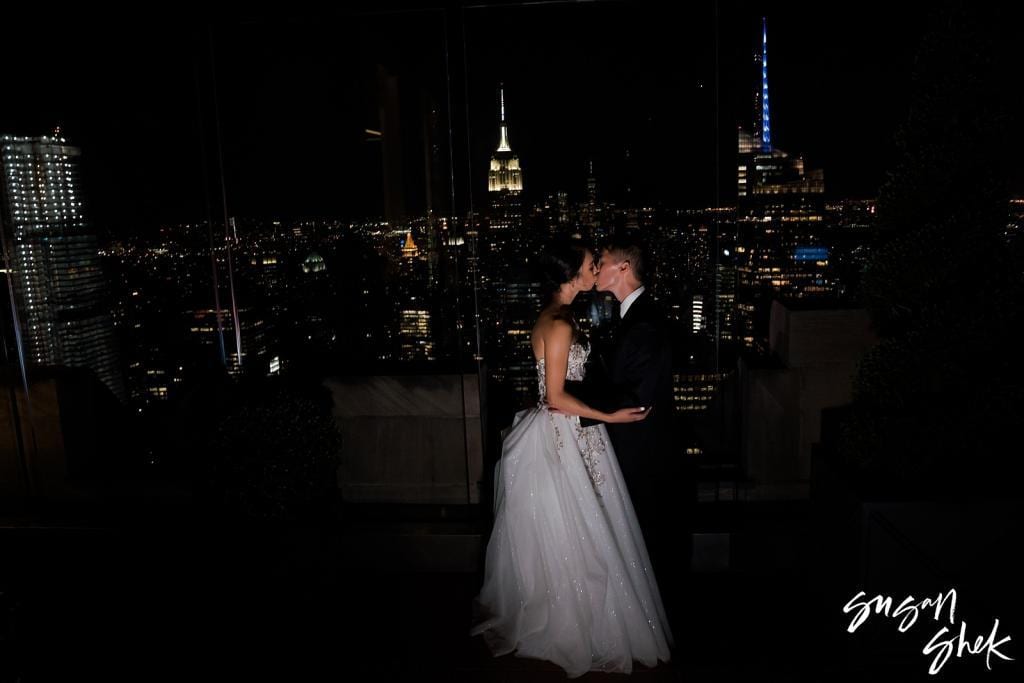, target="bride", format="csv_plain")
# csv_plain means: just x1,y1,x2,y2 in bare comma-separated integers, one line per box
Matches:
469,240,674,677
